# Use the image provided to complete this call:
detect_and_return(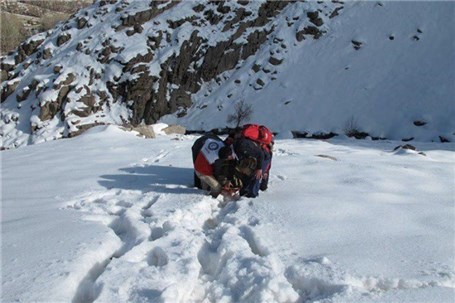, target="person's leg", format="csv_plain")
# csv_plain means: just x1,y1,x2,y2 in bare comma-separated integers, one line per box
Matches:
260,157,271,191
196,172,221,197
241,175,261,198
194,171,202,189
